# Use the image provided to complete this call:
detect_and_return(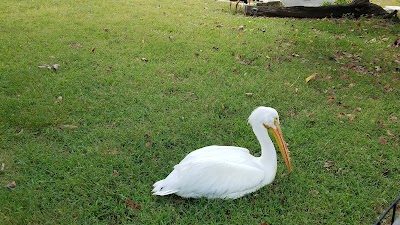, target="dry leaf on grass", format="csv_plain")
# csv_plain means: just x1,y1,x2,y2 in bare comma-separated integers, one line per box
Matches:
125,198,134,208
305,73,317,83
125,198,141,211
289,109,297,116
379,137,388,145
387,130,396,137
38,64,60,71
108,149,118,155
59,124,78,129
55,96,63,103
376,120,386,128
337,112,346,118
346,114,356,121
310,189,319,197
324,161,335,169
113,170,119,177
327,96,335,103
6,181,16,190
68,43,83,48
384,84,393,92
144,134,152,148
